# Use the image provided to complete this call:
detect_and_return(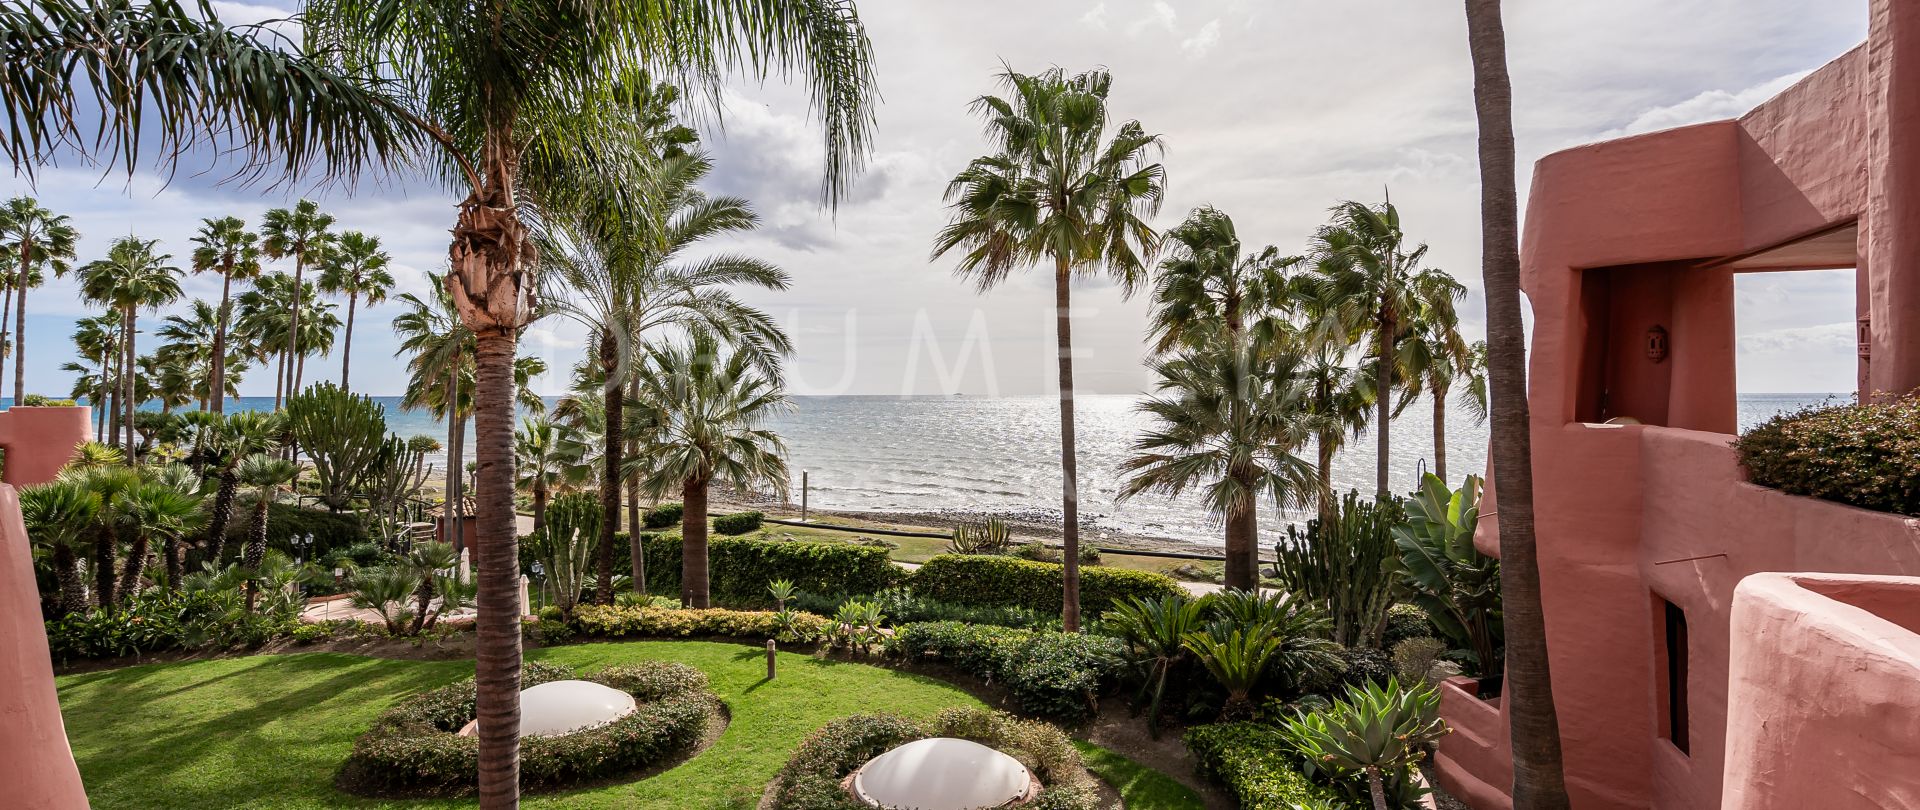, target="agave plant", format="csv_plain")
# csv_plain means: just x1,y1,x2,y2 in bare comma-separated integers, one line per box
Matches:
1393,473,1502,675
1106,594,1206,737
1183,625,1284,719
767,578,797,611
948,517,1012,555
831,599,886,654
1281,678,1449,810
